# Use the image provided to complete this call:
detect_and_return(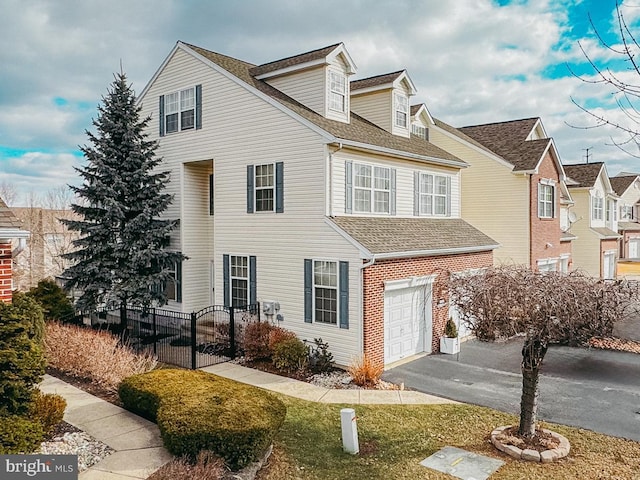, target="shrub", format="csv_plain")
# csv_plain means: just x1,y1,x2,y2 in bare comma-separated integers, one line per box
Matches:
348,354,383,388
30,392,66,435
267,326,297,353
0,293,46,416
27,279,75,322
0,415,44,454
445,317,458,338
45,322,157,391
119,369,286,471
147,451,225,480
308,338,334,374
272,338,308,373
243,322,274,361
